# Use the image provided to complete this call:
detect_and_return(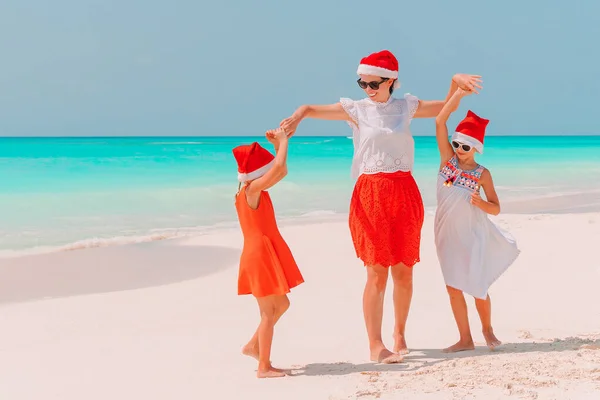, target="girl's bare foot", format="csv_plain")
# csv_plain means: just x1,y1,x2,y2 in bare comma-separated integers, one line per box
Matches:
483,328,502,350
370,346,404,364
393,333,410,355
241,344,259,360
257,367,286,378
244,346,284,371
442,339,475,353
